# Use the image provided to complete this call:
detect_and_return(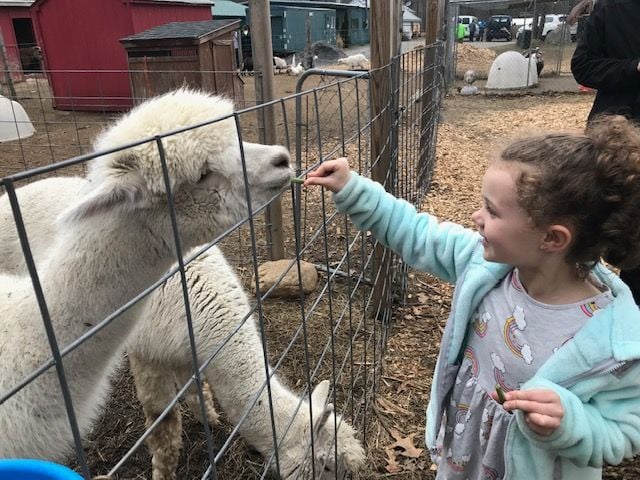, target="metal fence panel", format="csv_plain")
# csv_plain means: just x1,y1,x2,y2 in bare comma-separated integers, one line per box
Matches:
0,42,443,479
